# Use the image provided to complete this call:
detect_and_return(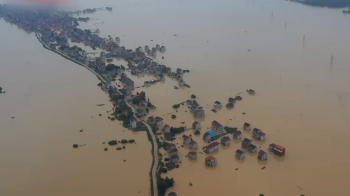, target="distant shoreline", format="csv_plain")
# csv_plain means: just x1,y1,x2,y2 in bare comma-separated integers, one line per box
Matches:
288,0,350,8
